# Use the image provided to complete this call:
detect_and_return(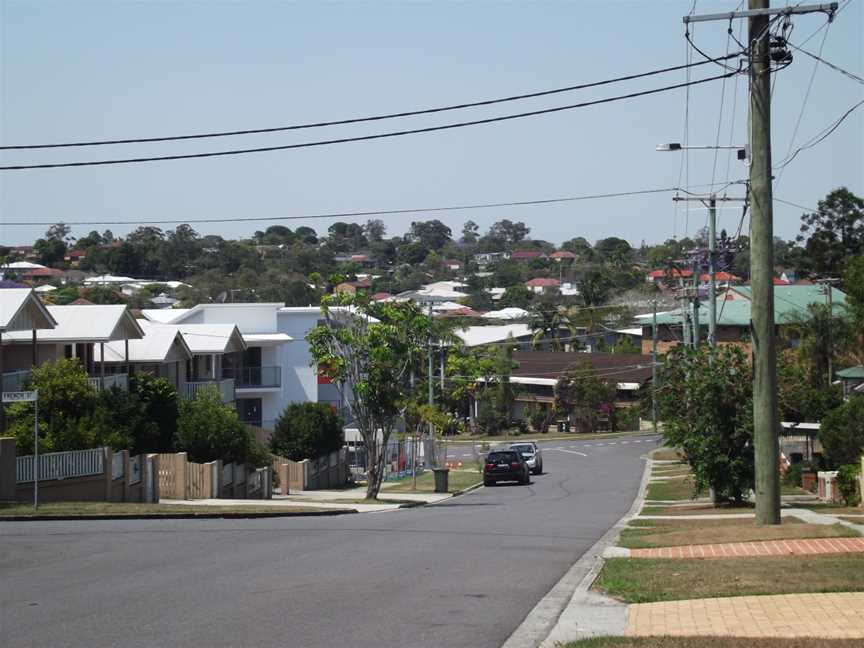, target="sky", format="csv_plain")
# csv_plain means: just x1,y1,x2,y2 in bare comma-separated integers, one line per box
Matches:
1,0,862,248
